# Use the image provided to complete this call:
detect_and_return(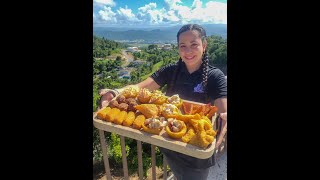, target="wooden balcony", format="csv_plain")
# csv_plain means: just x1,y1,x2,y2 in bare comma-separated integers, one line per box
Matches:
94,112,227,180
